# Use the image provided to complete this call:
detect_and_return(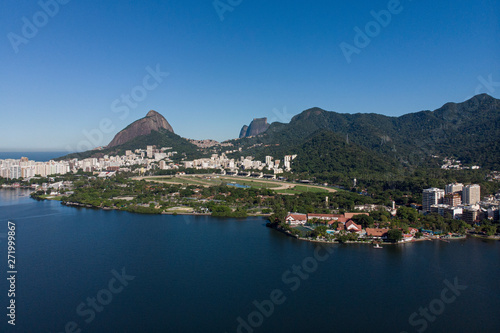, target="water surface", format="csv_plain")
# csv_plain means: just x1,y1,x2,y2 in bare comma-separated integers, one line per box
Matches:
0,189,498,332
